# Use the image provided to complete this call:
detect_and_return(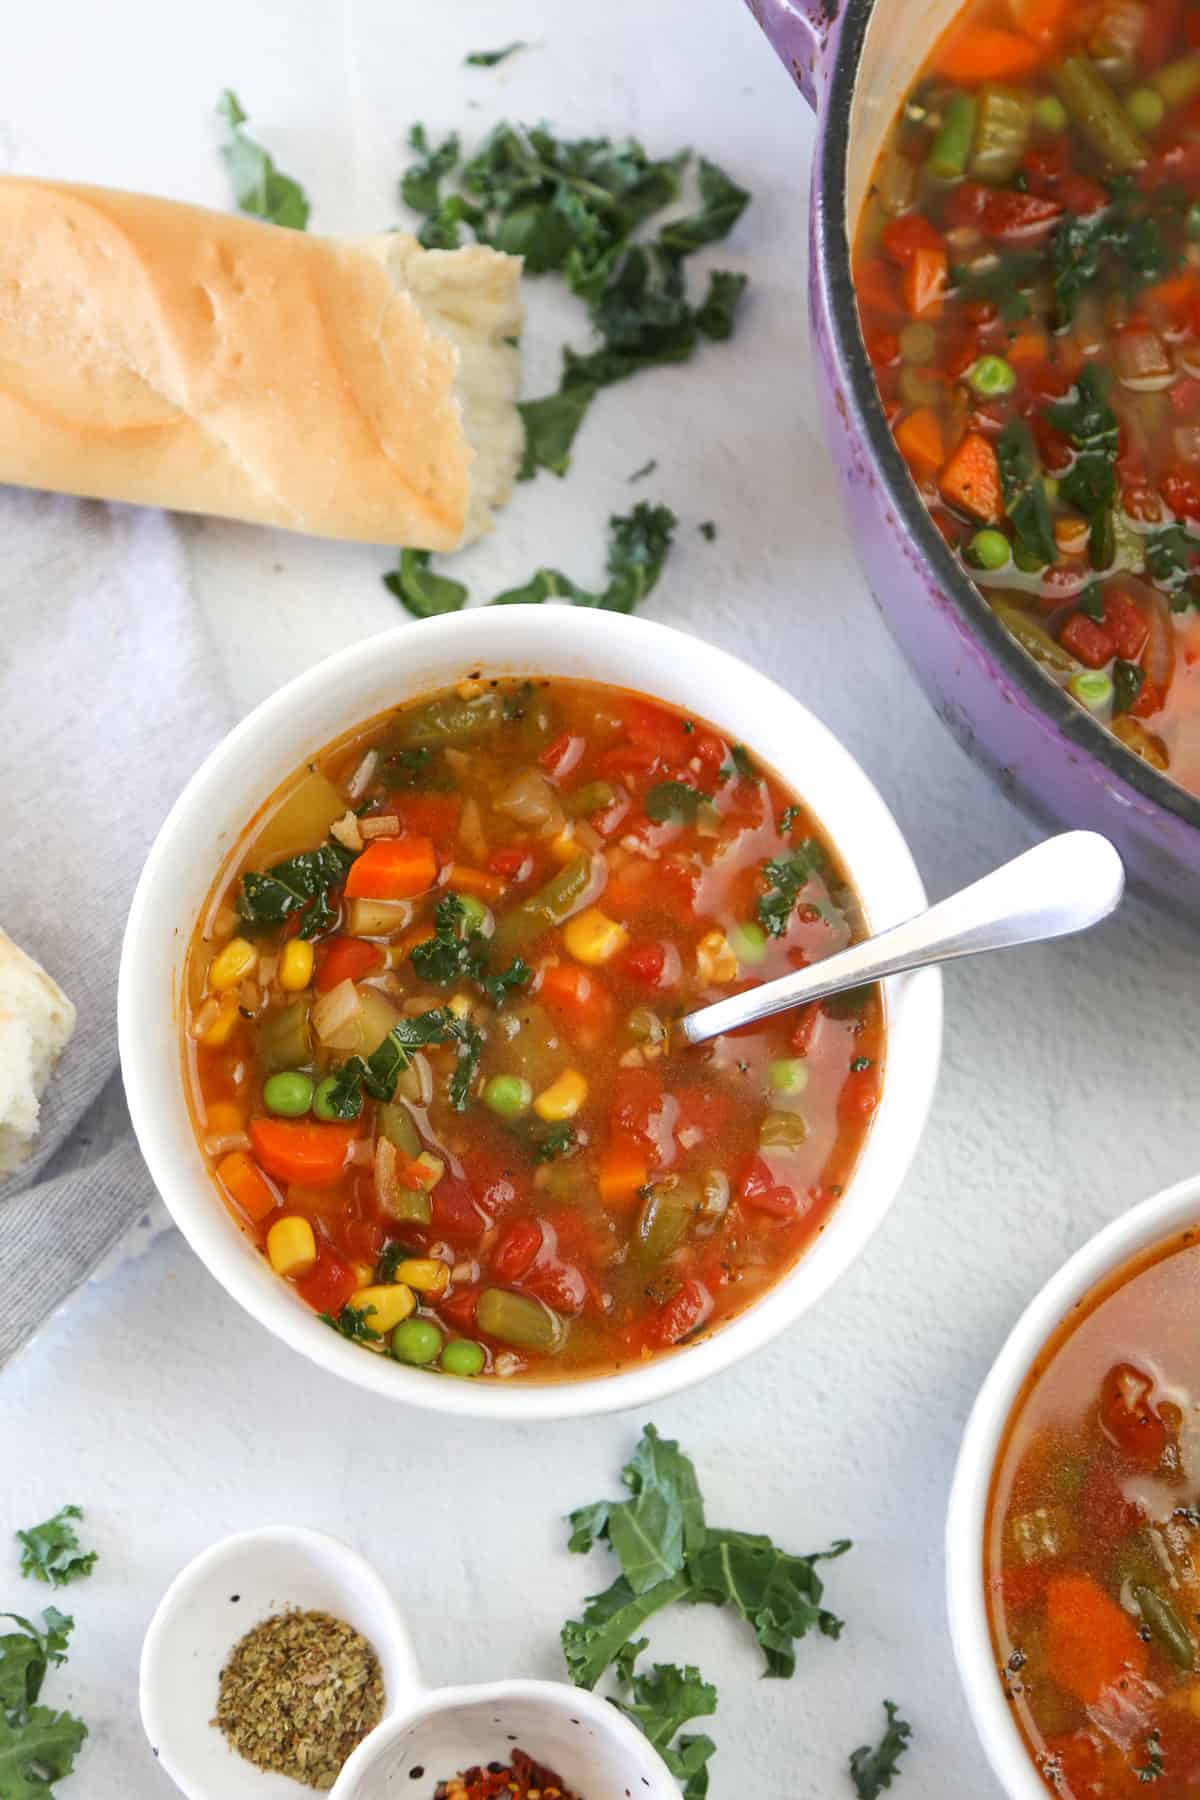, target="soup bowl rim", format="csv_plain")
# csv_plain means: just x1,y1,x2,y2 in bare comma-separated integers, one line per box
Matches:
119,604,942,1420
945,1168,1200,1798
